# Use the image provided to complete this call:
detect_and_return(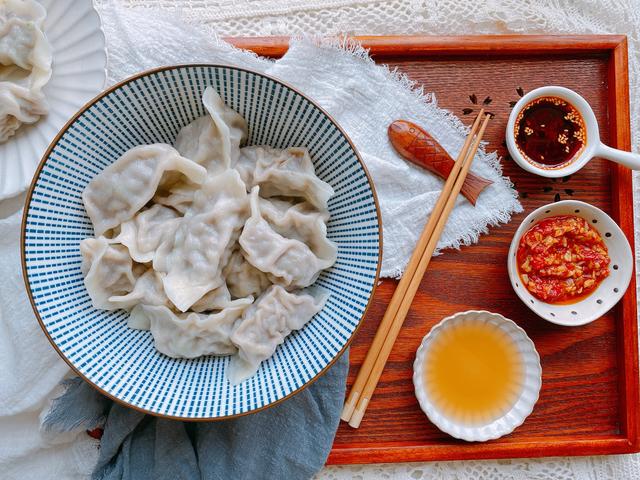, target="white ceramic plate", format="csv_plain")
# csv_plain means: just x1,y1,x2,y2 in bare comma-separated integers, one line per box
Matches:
507,200,633,326
413,311,542,442
0,0,107,200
